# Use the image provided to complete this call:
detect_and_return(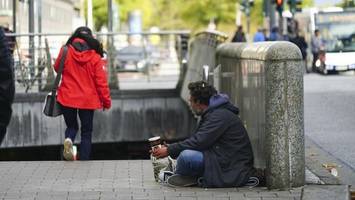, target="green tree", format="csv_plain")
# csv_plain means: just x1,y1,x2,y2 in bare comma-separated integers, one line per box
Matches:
116,0,154,29
179,0,236,31
83,0,154,31
93,0,108,31
301,0,314,7
87,0,266,34
338,0,355,8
